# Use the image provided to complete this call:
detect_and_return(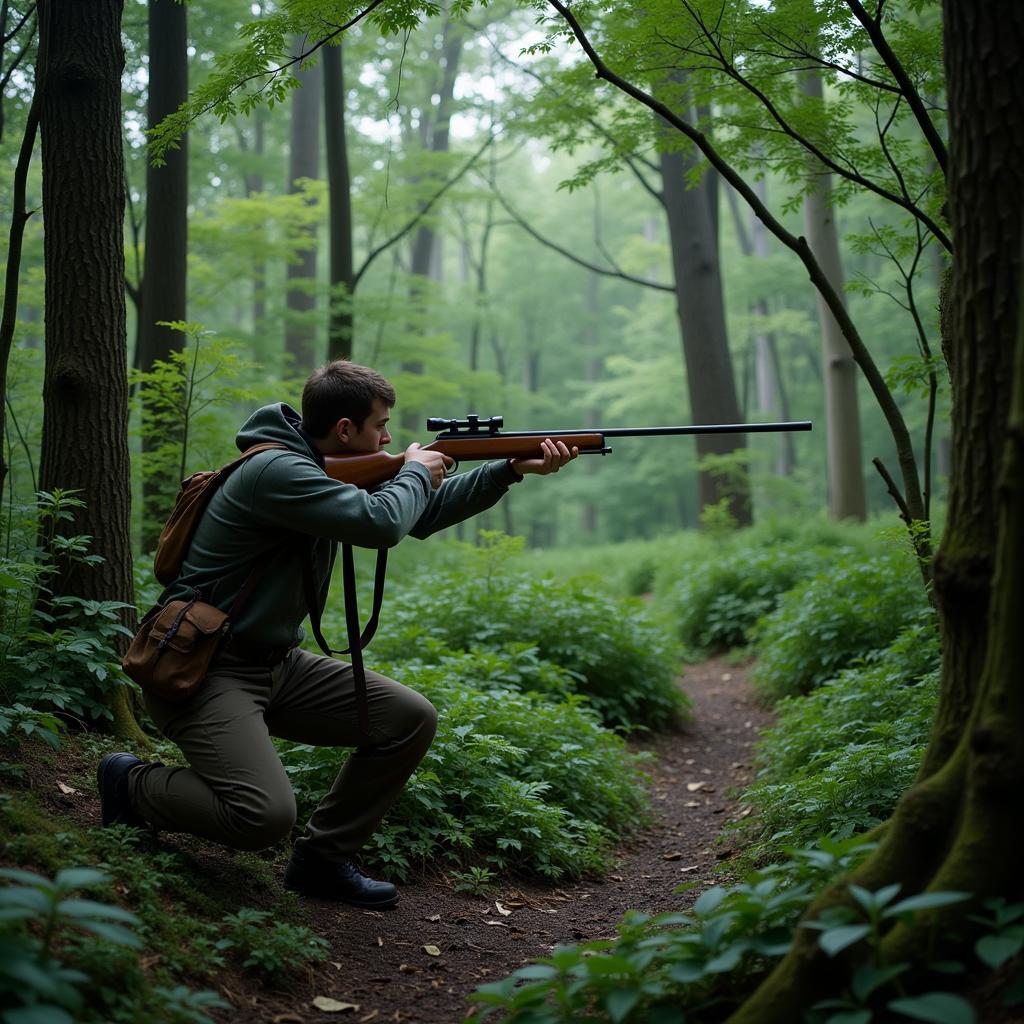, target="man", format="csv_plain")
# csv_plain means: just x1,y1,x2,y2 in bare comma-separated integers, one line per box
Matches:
97,360,575,909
